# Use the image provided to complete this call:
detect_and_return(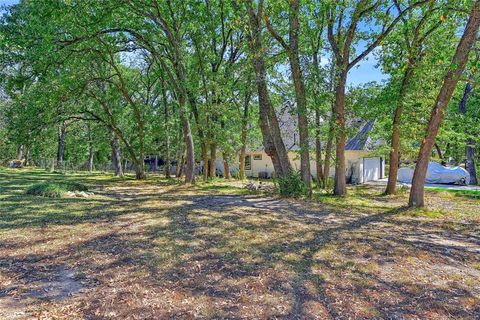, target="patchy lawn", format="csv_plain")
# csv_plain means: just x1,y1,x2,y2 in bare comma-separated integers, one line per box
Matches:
0,169,479,319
